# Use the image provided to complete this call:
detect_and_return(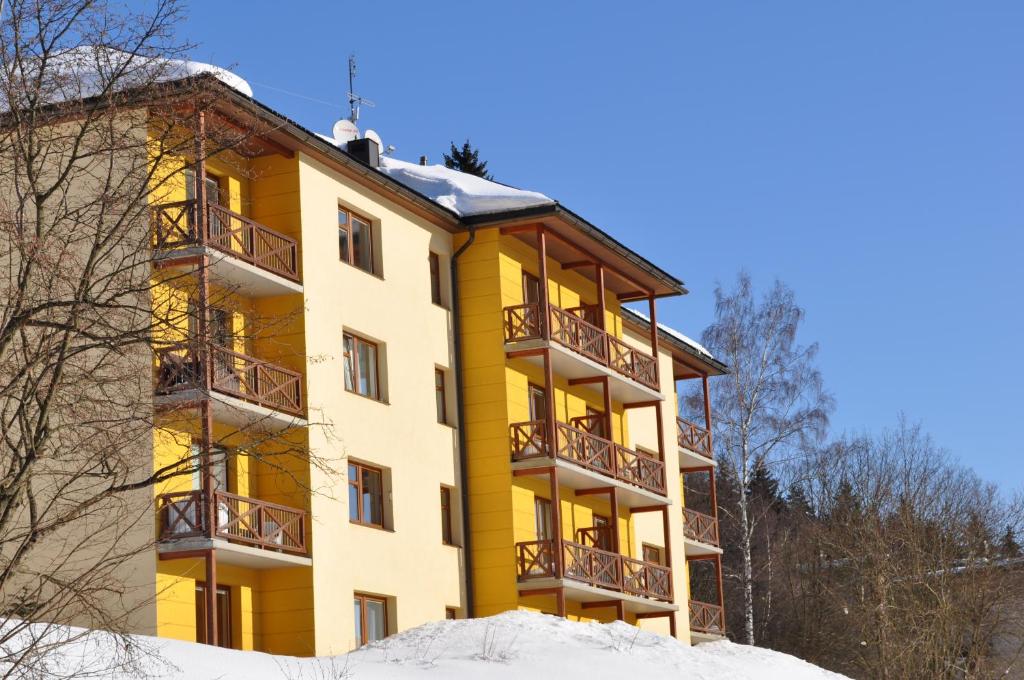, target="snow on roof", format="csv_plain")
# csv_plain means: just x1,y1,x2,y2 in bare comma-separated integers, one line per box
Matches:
8,45,252,107
375,156,555,217
17,610,848,679
624,306,715,360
